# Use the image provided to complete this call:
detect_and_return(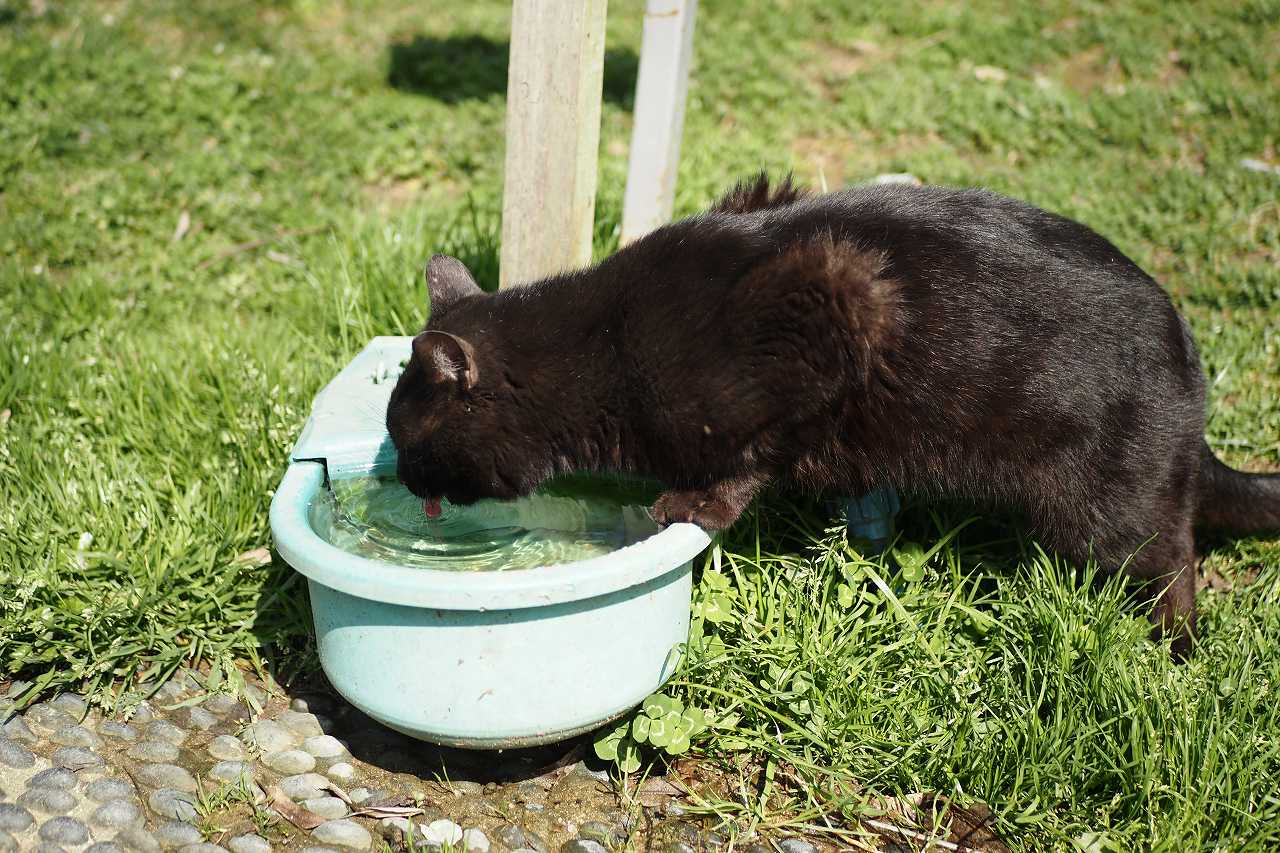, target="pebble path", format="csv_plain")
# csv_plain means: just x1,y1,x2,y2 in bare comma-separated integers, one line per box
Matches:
0,676,827,852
